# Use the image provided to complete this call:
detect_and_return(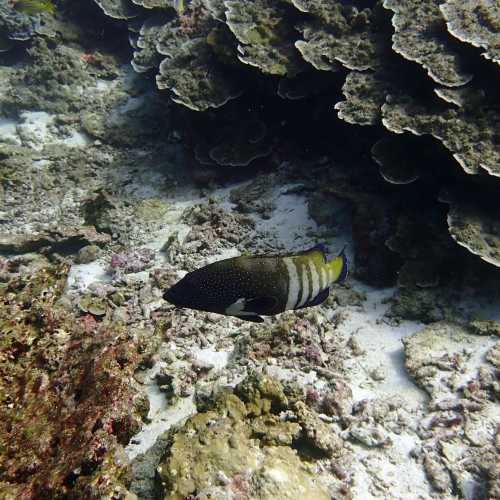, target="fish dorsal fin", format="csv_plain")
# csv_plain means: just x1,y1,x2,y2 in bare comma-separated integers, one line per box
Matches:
295,287,330,310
